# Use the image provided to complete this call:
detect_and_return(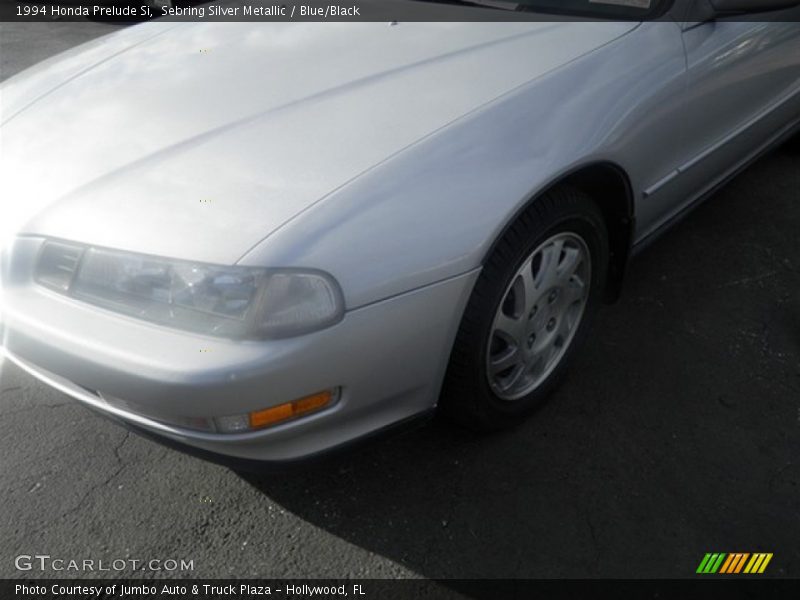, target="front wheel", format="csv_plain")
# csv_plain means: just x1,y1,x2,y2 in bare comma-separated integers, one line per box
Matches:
439,186,609,430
